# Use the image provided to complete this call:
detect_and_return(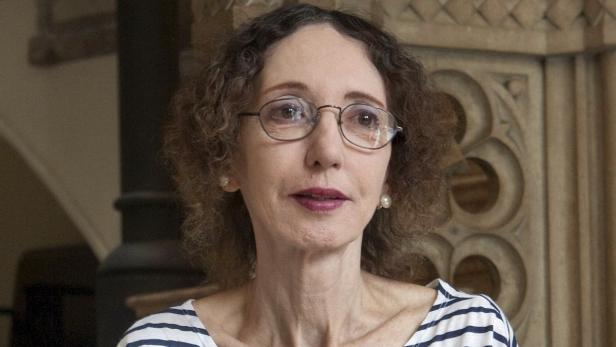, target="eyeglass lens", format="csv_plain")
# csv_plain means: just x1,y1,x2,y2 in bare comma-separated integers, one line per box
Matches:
258,97,398,149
